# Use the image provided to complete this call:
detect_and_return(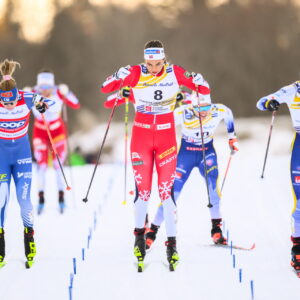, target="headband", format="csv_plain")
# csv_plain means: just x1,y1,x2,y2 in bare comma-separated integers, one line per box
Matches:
0,87,19,102
37,72,55,89
144,48,165,60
